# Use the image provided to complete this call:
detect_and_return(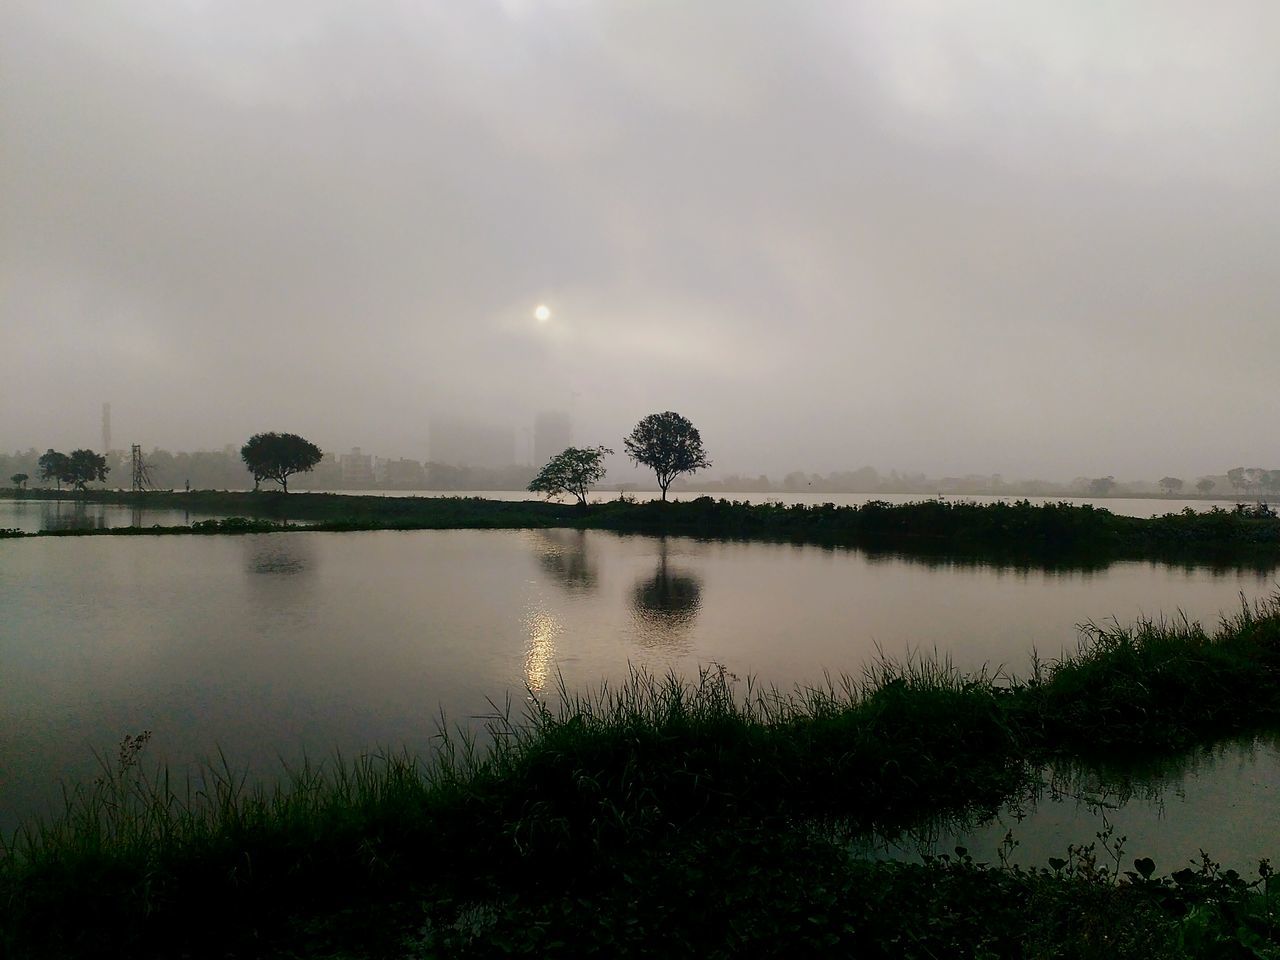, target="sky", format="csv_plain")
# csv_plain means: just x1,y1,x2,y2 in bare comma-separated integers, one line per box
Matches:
3,1,1278,481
